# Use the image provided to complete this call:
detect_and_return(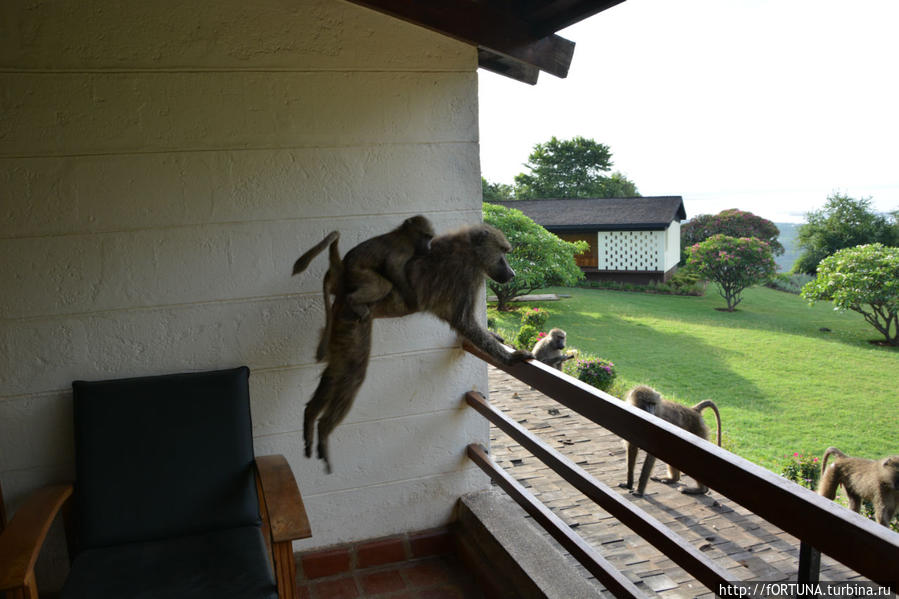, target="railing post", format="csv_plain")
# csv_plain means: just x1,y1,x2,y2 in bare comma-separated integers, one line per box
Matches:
797,541,820,587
